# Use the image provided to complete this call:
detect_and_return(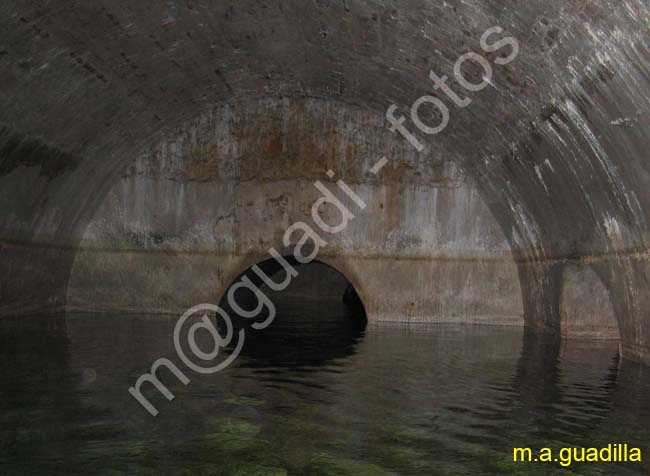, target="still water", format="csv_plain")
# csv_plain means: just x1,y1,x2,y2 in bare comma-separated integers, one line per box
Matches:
1,302,649,476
